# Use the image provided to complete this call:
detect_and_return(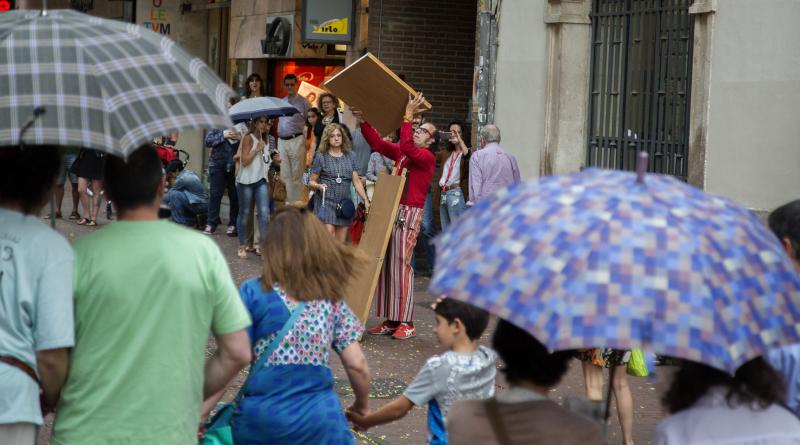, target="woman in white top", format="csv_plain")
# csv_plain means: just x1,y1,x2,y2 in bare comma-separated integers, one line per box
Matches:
234,117,272,258
654,357,800,444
